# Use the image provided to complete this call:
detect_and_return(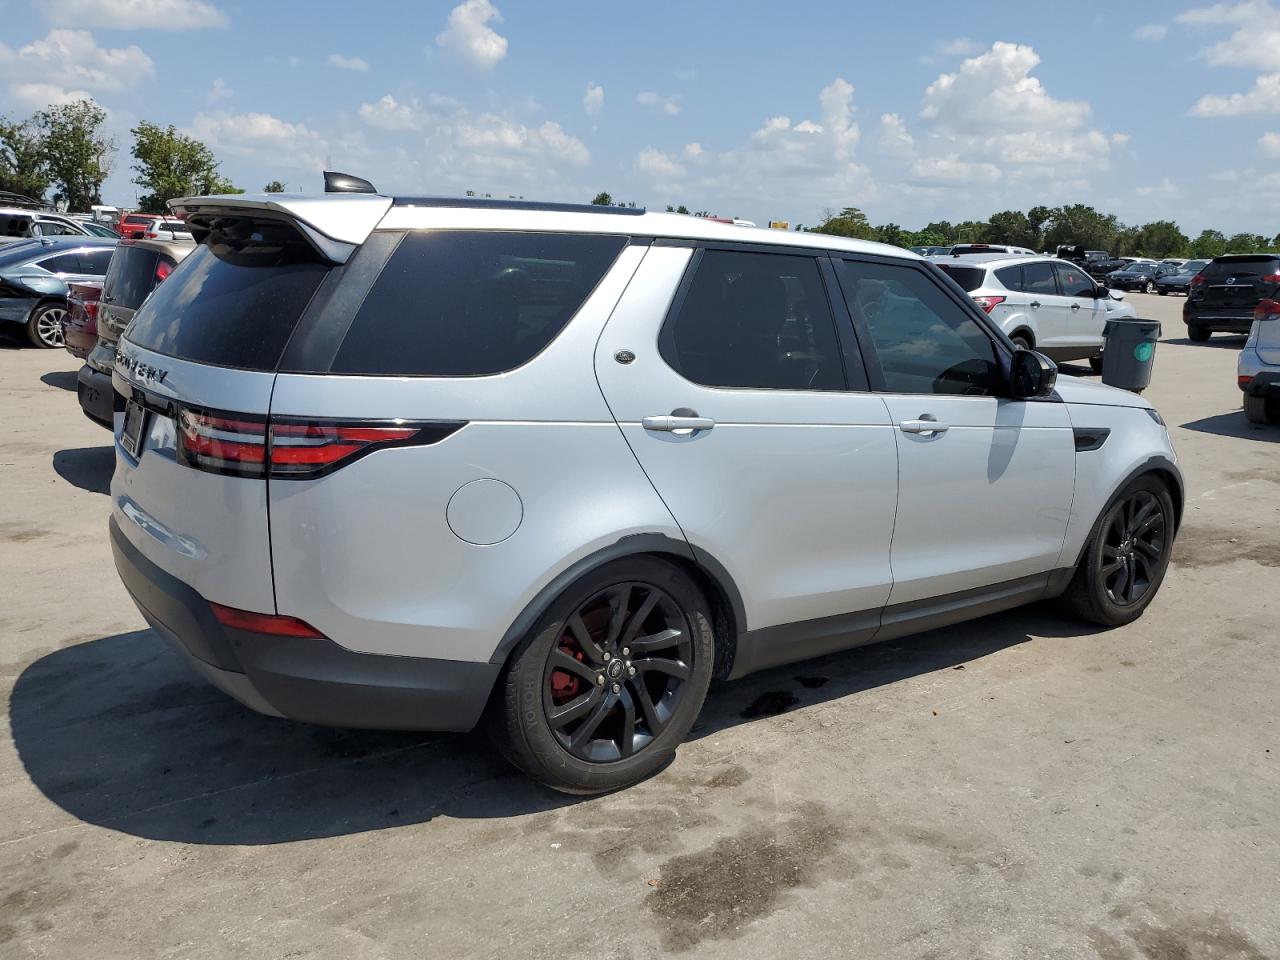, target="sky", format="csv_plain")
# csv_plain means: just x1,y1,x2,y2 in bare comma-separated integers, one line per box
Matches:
1,0,1278,234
